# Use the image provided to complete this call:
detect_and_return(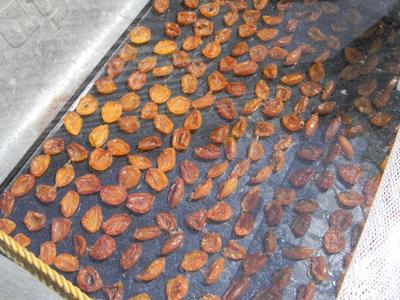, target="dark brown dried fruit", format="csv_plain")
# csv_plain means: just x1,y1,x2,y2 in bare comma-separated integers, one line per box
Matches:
294,200,319,214
337,164,363,185
310,256,328,282
186,208,207,231
133,226,161,241
329,209,353,231
51,218,71,243
263,99,283,118
77,266,103,293
265,201,283,226
291,213,312,237
207,201,233,222
126,193,154,214
337,191,364,208
289,168,315,188
264,228,277,256
323,229,345,254
160,230,184,255
201,232,222,254
283,246,313,260
296,283,315,300
223,240,247,260
317,170,334,191
102,213,131,236
172,127,191,151
180,160,199,185
296,145,323,161
223,277,249,300
243,252,268,277
271,266,292,291
120,243,142,271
